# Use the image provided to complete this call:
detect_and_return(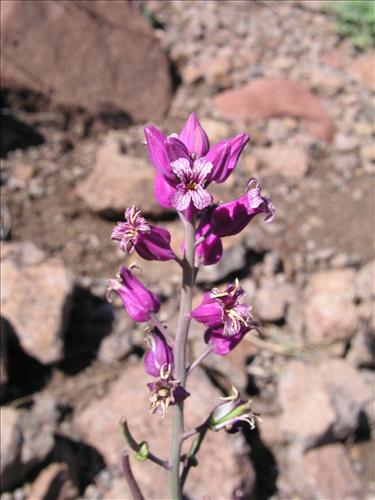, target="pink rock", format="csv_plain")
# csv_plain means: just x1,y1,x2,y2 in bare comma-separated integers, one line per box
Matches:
302,444,363,500
74,364,254,499
1,0,171,122
214,79,335,142
305,269,358,346
279,361,336,449
254,146,309,179
1,243,73,364
76,137,163,217
352,51,375,91
279,359,371,448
